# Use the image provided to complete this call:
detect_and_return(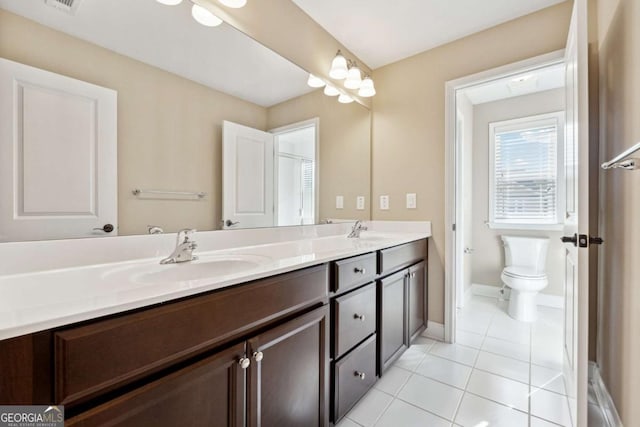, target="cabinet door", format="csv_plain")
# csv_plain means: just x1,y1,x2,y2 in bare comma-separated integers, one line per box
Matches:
408,261,427,341
66,343,246,427
378,270,408,374
247,306,329,427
